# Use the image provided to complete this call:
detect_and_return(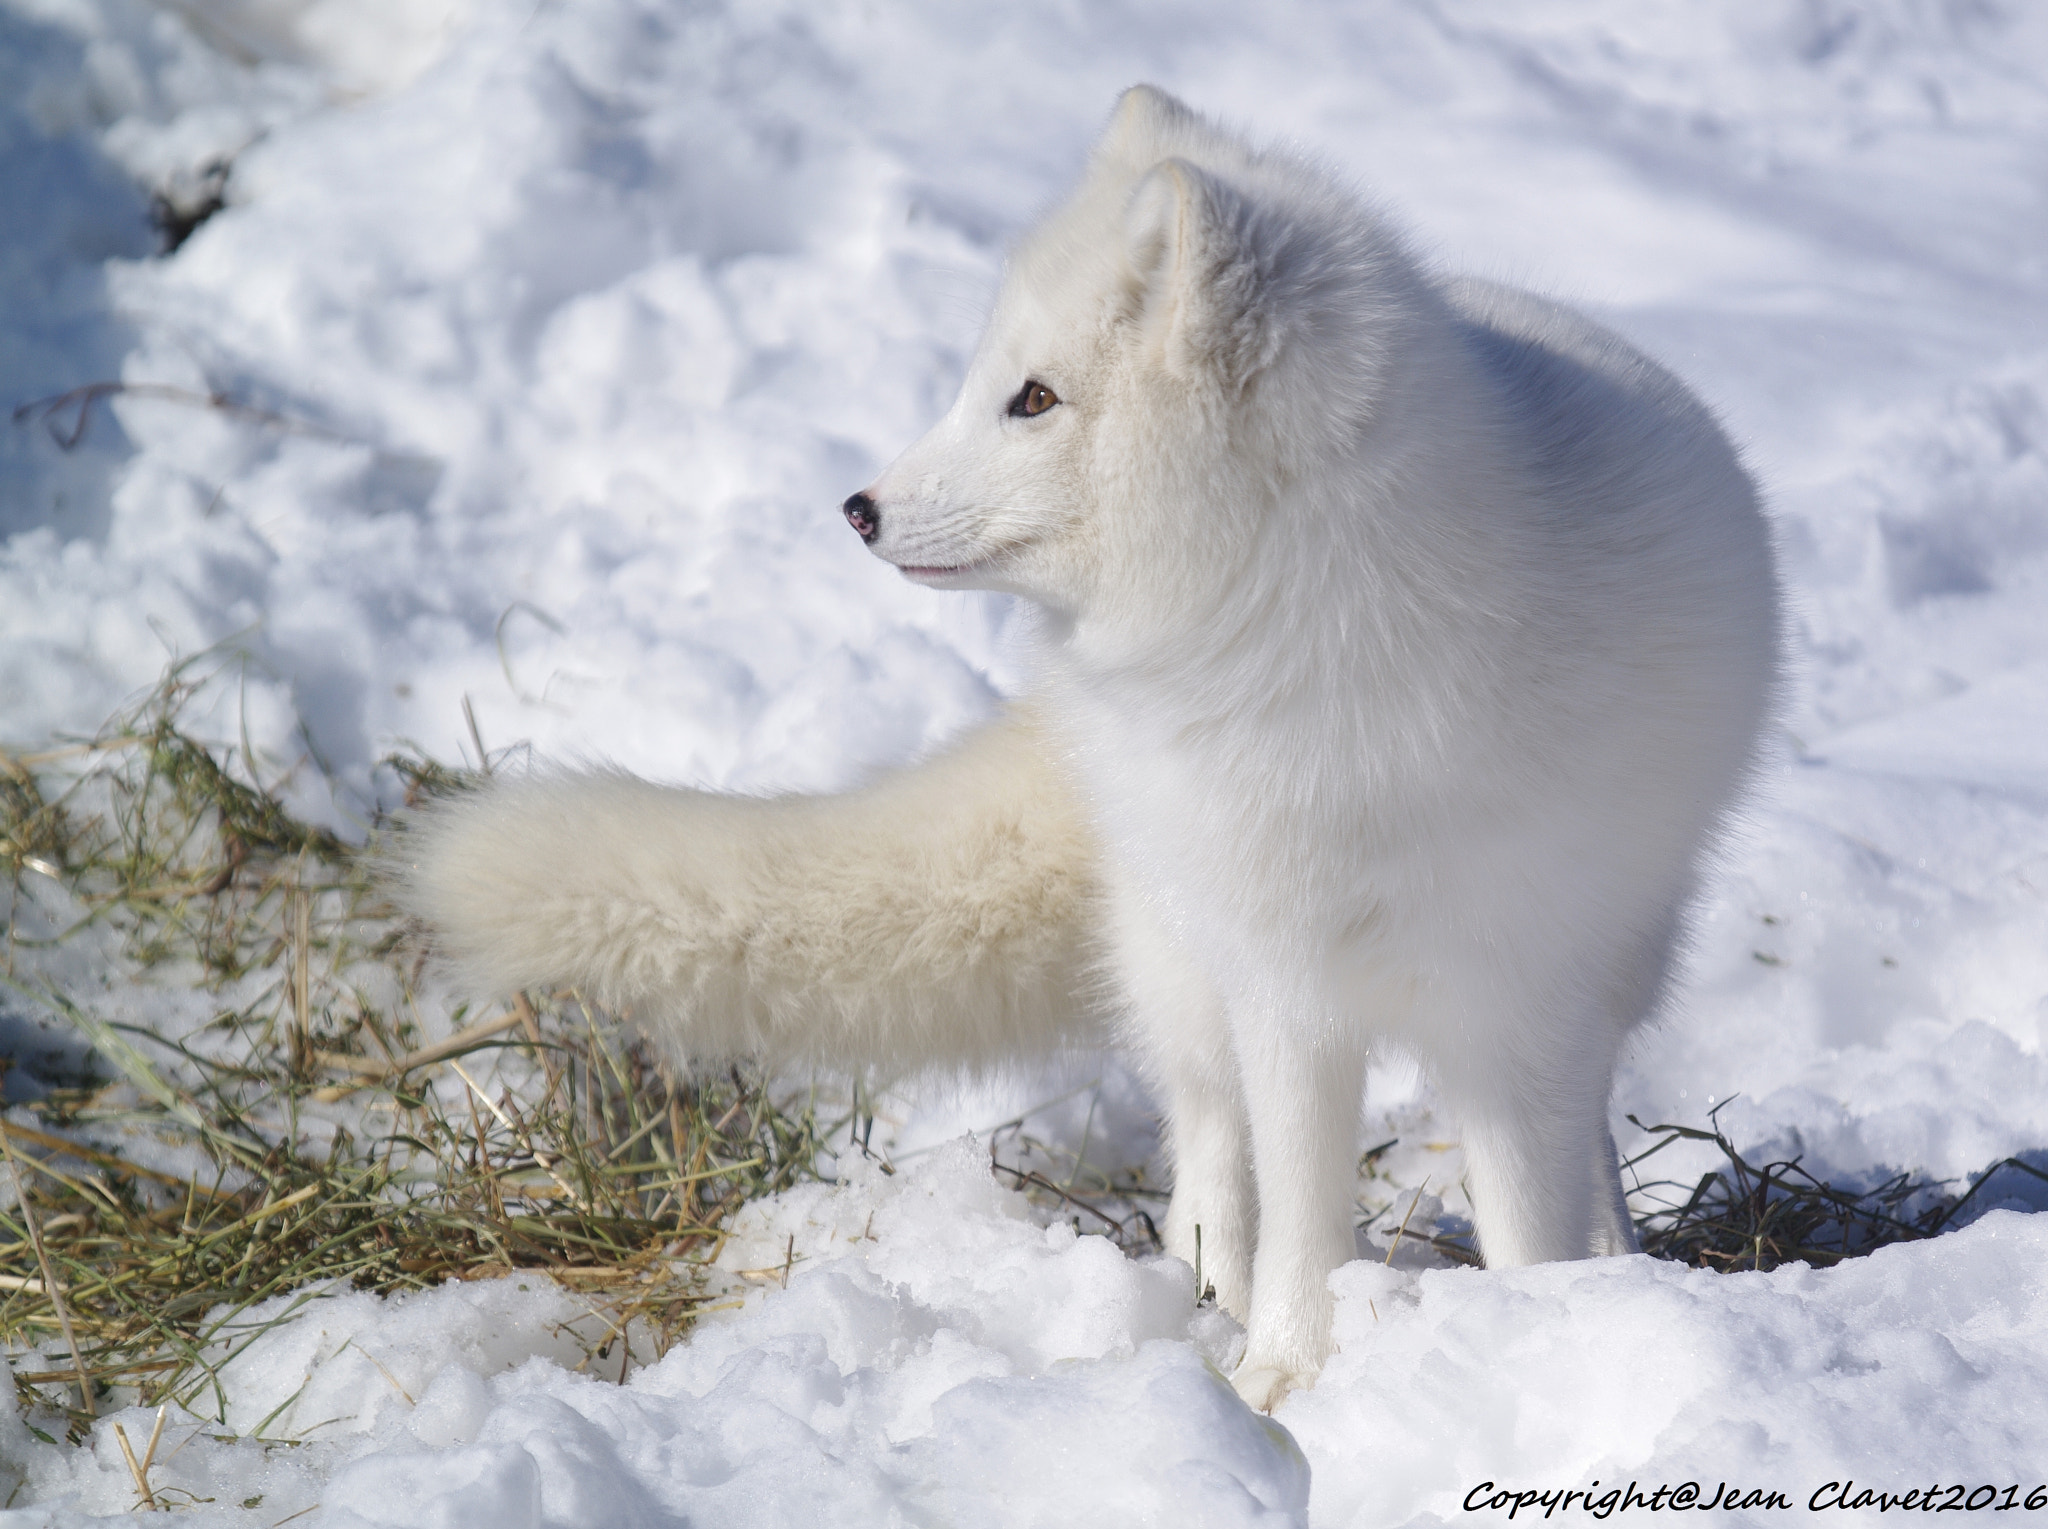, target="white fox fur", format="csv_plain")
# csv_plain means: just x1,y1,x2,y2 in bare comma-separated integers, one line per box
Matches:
400,87,1779,1412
